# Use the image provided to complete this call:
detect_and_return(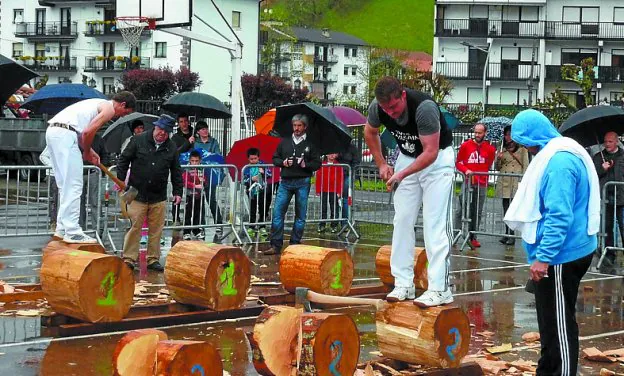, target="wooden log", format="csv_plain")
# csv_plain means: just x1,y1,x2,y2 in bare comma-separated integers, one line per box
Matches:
375,301,471,368
44,240,106,256
113,329,168,376
40,249,134,322
375,245,428,290
298,312,360,376
248,305,302,376
156,340,222,376
164,241,251,311
279,245,354,296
